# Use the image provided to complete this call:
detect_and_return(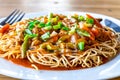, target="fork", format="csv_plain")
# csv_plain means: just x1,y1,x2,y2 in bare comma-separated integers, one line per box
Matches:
0,9,25,26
